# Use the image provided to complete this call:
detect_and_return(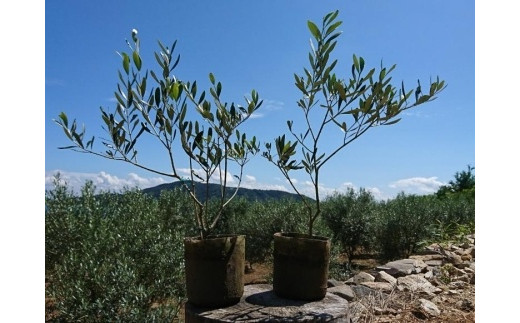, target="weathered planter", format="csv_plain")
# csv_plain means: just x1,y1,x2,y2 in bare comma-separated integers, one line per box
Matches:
184,234,245,308
273,232,331,301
